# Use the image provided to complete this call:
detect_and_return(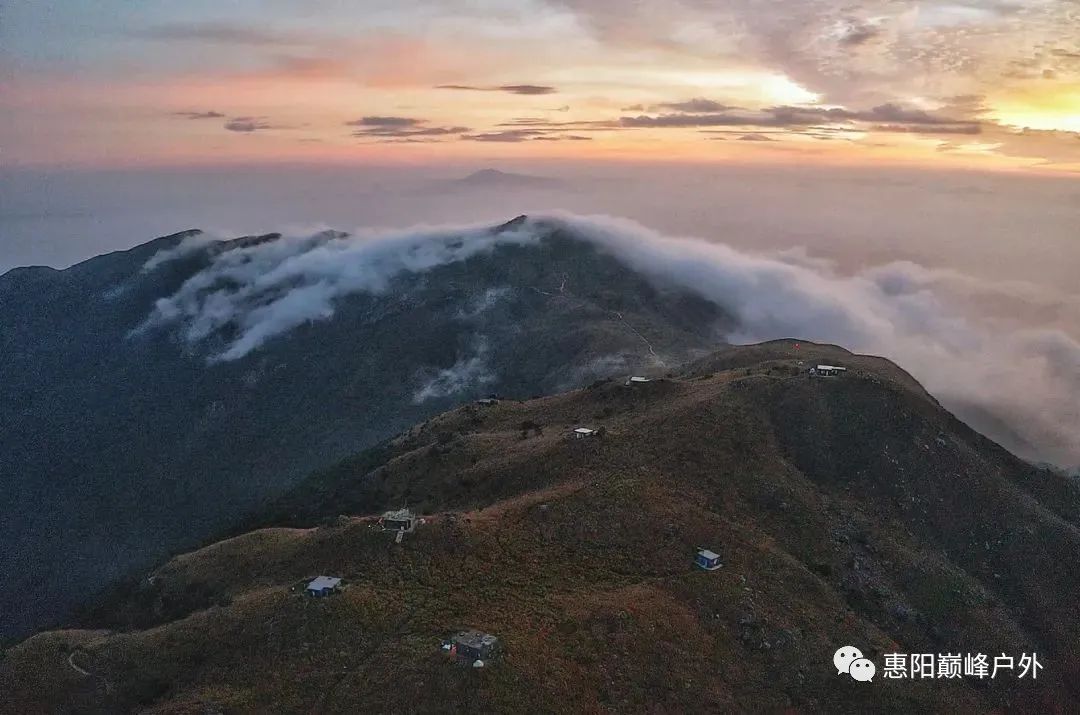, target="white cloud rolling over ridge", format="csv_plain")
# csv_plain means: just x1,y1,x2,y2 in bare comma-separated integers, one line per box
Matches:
140,213,1080,468
138,222,538,360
